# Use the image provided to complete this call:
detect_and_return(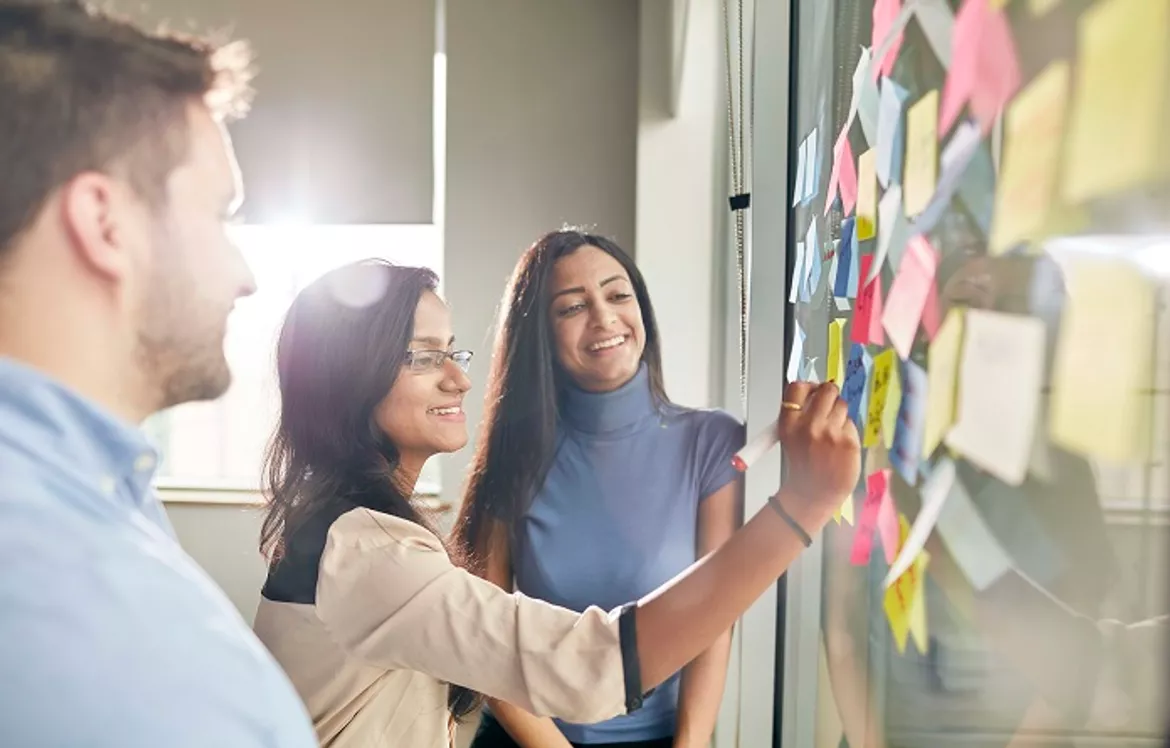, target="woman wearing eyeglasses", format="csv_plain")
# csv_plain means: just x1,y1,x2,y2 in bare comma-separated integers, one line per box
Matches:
252,259,860,748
